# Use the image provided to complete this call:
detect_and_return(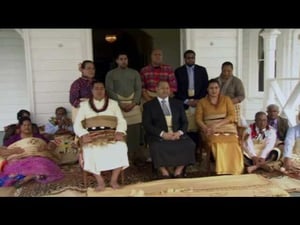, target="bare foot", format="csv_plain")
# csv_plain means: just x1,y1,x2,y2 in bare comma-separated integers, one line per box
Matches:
110,182,120,190
94,184,105,192
247,165,258,173
94,174,105,191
